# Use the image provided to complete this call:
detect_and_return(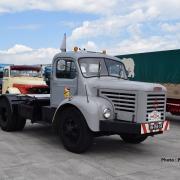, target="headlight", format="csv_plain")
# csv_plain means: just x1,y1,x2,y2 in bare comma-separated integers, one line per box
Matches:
103,108,111,119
